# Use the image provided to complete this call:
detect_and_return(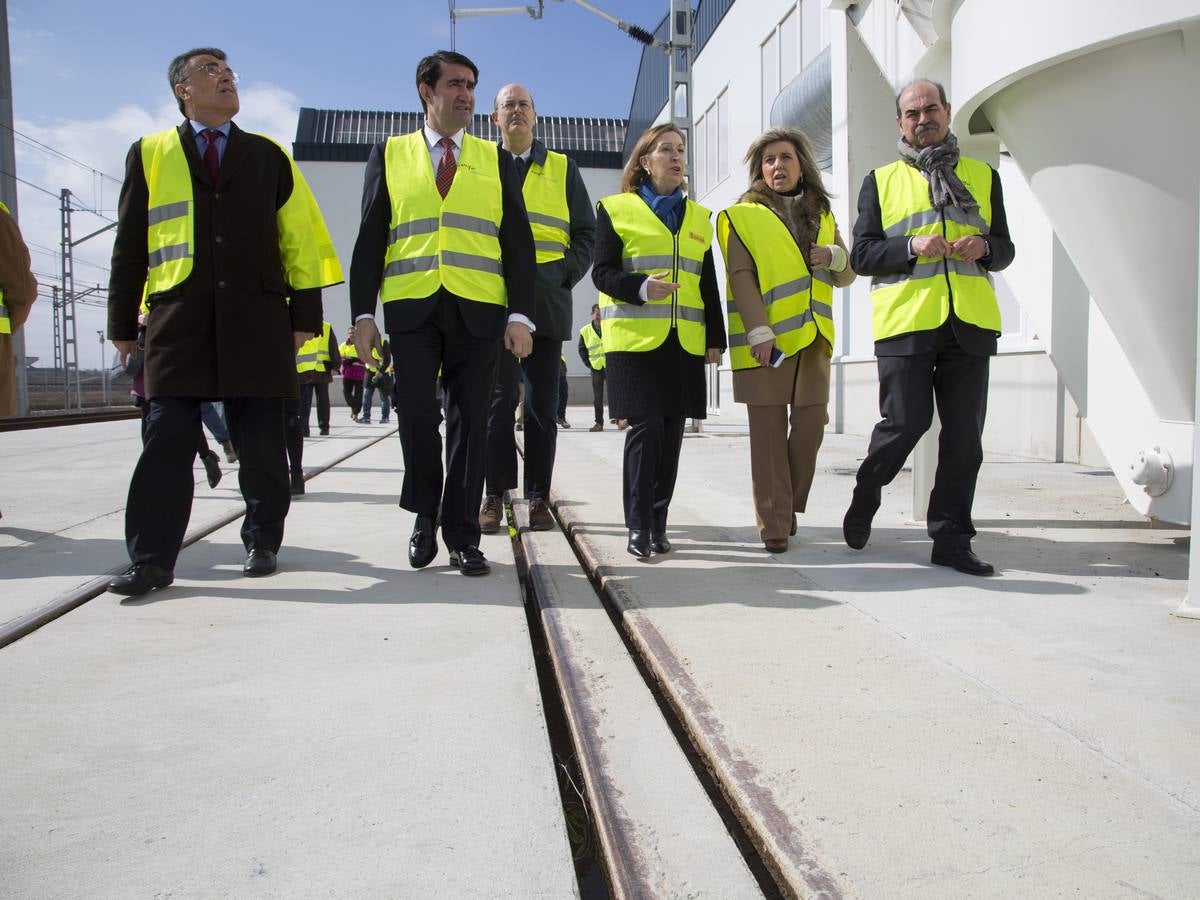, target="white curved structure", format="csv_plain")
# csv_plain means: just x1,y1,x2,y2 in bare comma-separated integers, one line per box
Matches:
949,1,1200,527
